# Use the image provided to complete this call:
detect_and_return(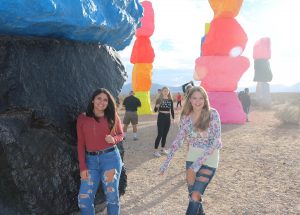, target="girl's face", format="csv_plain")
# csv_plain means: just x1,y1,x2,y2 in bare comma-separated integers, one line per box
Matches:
93,93,108,112
162,88,169,97
189,91,205,111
